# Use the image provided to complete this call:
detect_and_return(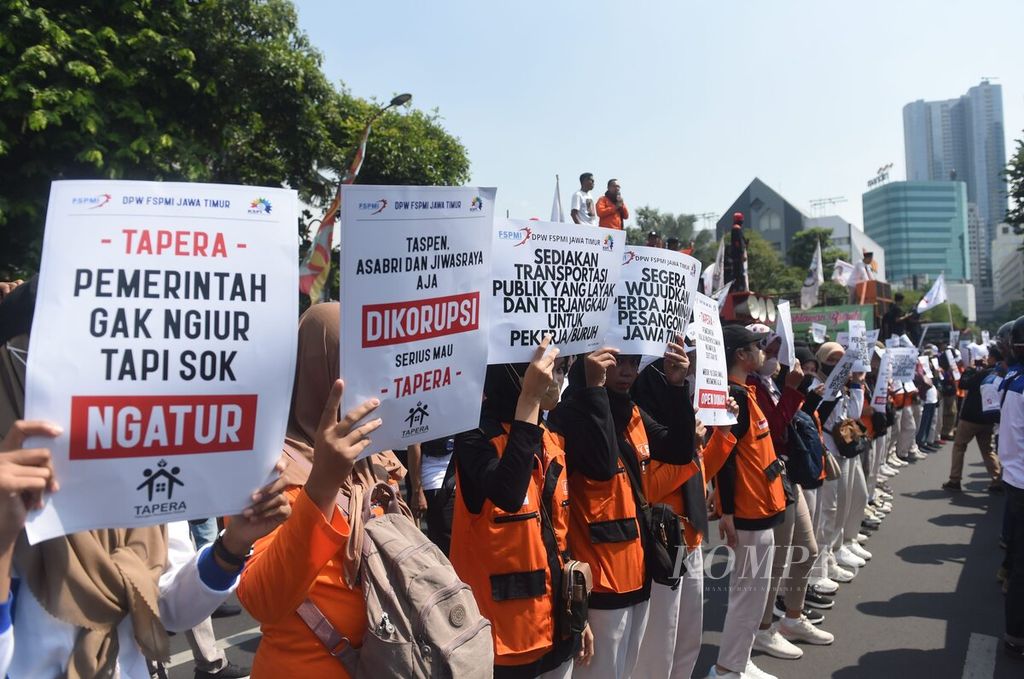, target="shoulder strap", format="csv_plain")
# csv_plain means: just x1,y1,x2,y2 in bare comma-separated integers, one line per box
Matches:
616,438,650,510
296,598,360,675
